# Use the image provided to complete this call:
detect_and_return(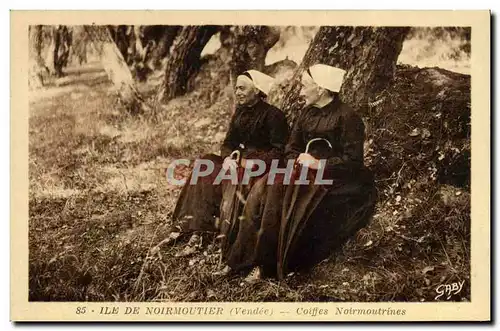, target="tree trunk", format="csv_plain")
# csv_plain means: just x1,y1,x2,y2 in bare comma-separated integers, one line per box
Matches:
280,26,410,120
72,26,89,65
229,26,280,85
54,26,72,76
45,25,72,77
131,26,180,81
28,25,47,89
45,26,57,76
107,25,133,64
84,25,150,115
156,25,218,103
145,26,180,69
